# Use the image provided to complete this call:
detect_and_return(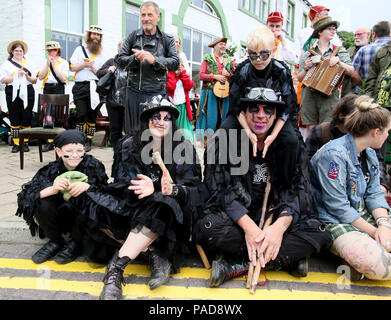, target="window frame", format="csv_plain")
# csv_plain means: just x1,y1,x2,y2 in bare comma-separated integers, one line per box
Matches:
285,0,296,40
238,0,269,23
